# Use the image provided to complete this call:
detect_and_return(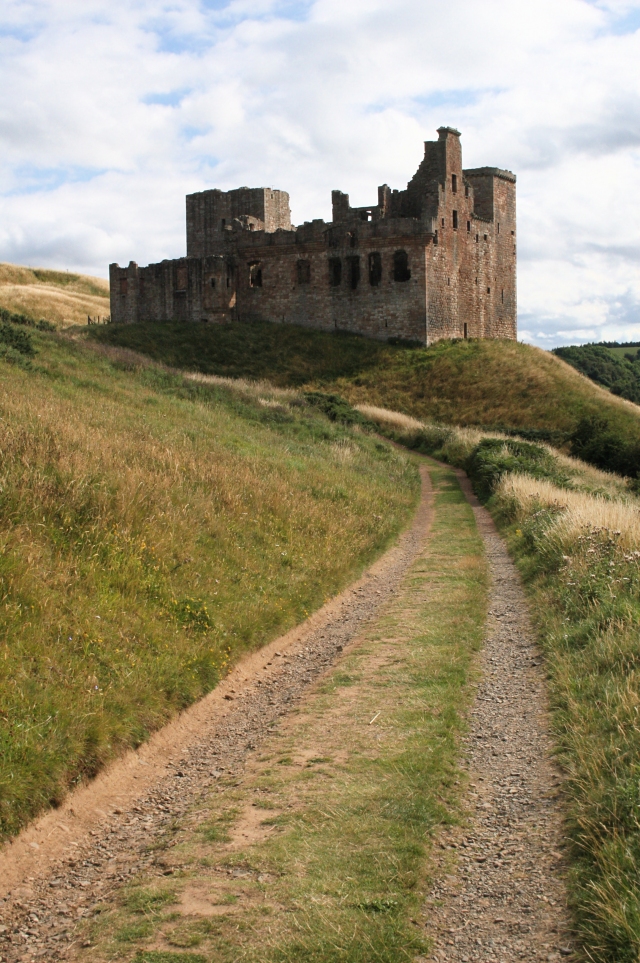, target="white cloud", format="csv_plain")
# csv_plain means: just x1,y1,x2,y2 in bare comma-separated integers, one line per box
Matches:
0,0,639,346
